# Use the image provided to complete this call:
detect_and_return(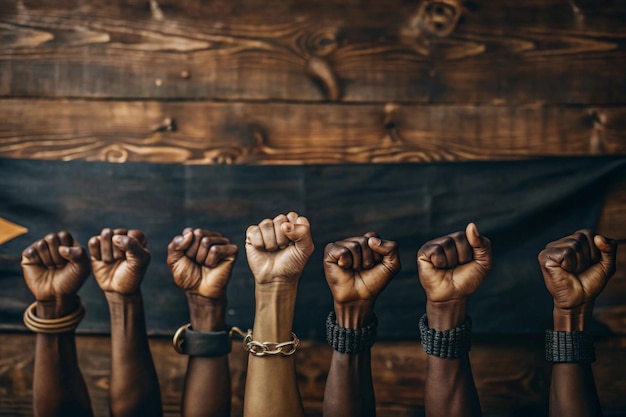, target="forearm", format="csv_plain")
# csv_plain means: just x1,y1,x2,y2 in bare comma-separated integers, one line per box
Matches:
244,283,304,417
106,291,162,417
181,294,231,417
424,300,481,417
549,306,601,417
324,301,376,417
33,297,93,417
